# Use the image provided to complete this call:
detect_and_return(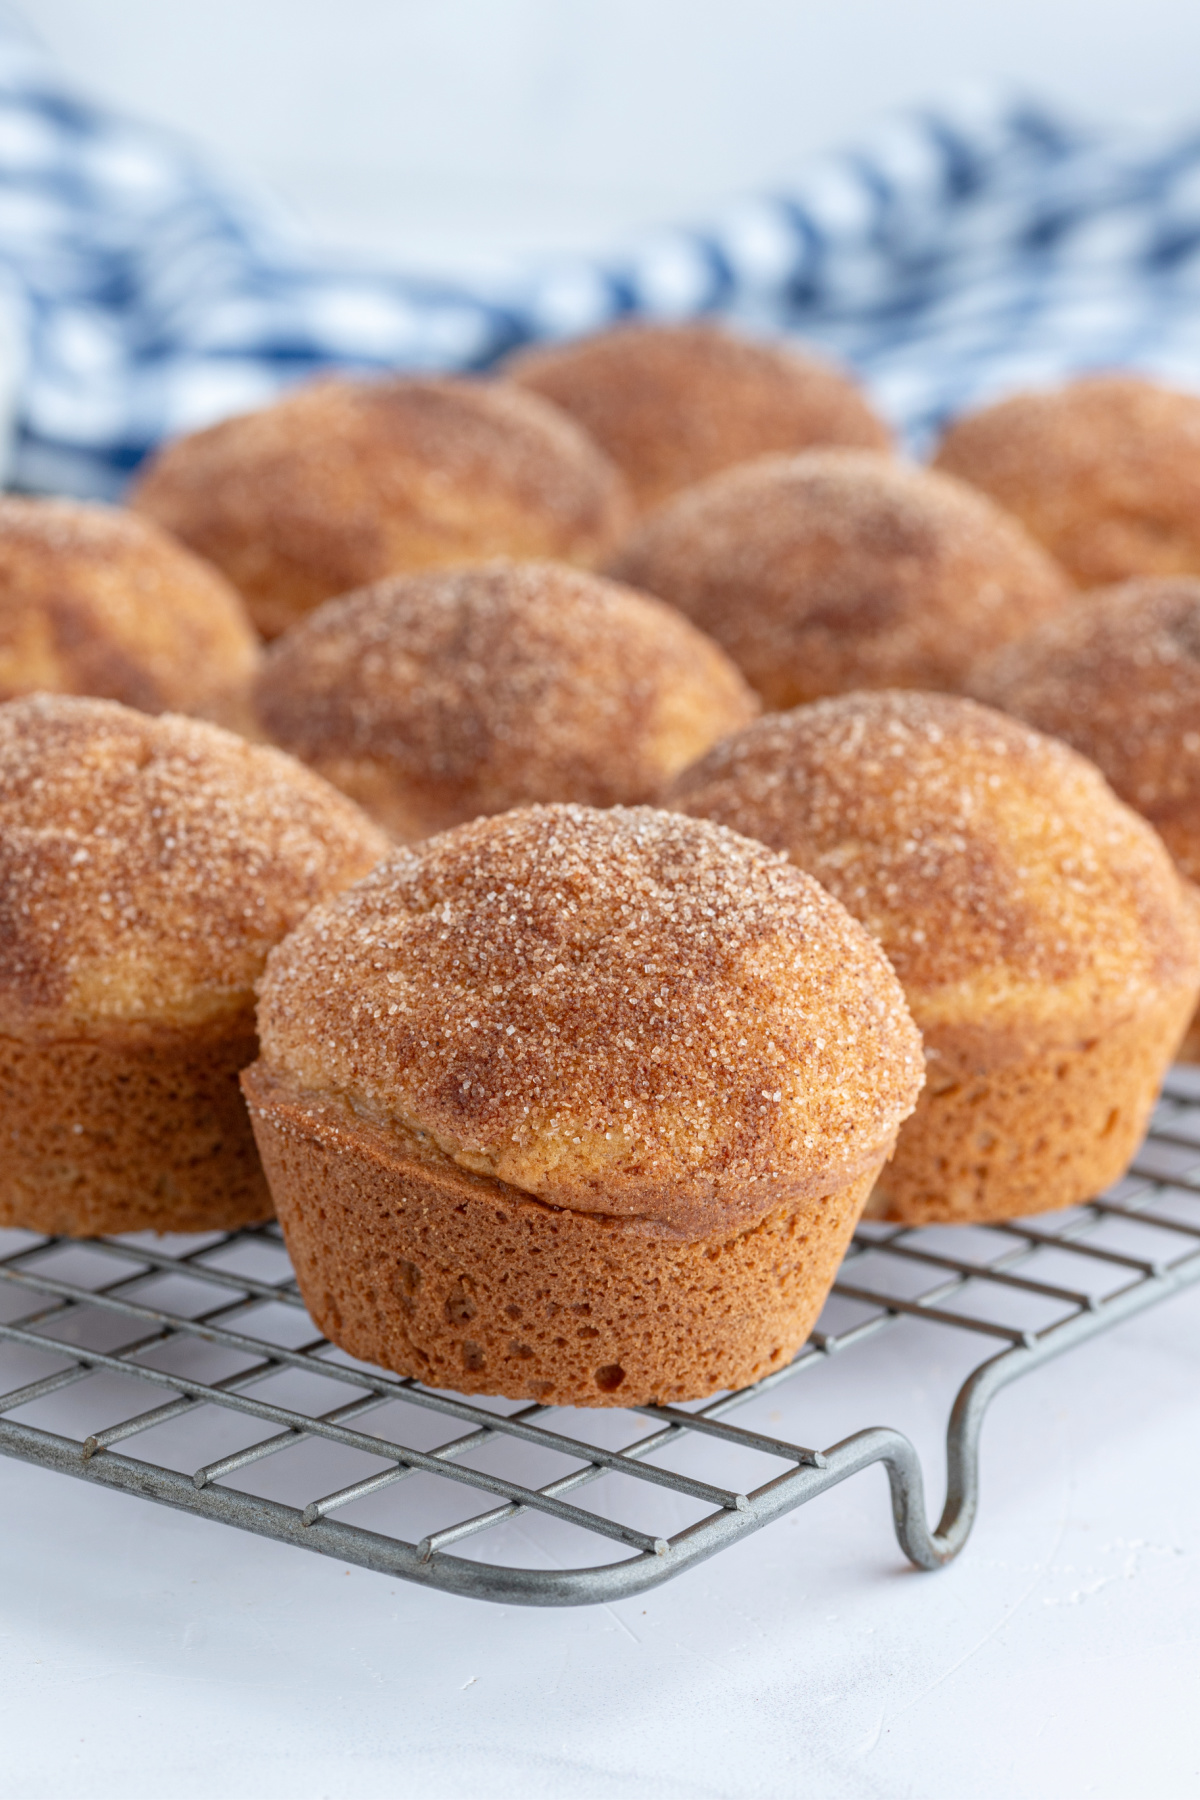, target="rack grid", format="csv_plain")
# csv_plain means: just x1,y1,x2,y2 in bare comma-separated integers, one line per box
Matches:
3,1066,1200,1608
